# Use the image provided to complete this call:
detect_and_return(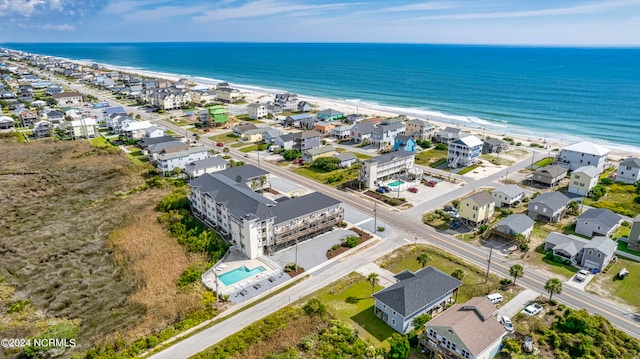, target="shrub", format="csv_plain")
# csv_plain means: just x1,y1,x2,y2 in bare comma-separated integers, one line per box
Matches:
302,298,326,316
377,226,385,232
515,142,522,146
435,143,447,150
601,177,614,185
478,224,489,234
177,265,202,288
500,278,513,285
331,244,339,251
343,236,360,248
284,263,299,272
